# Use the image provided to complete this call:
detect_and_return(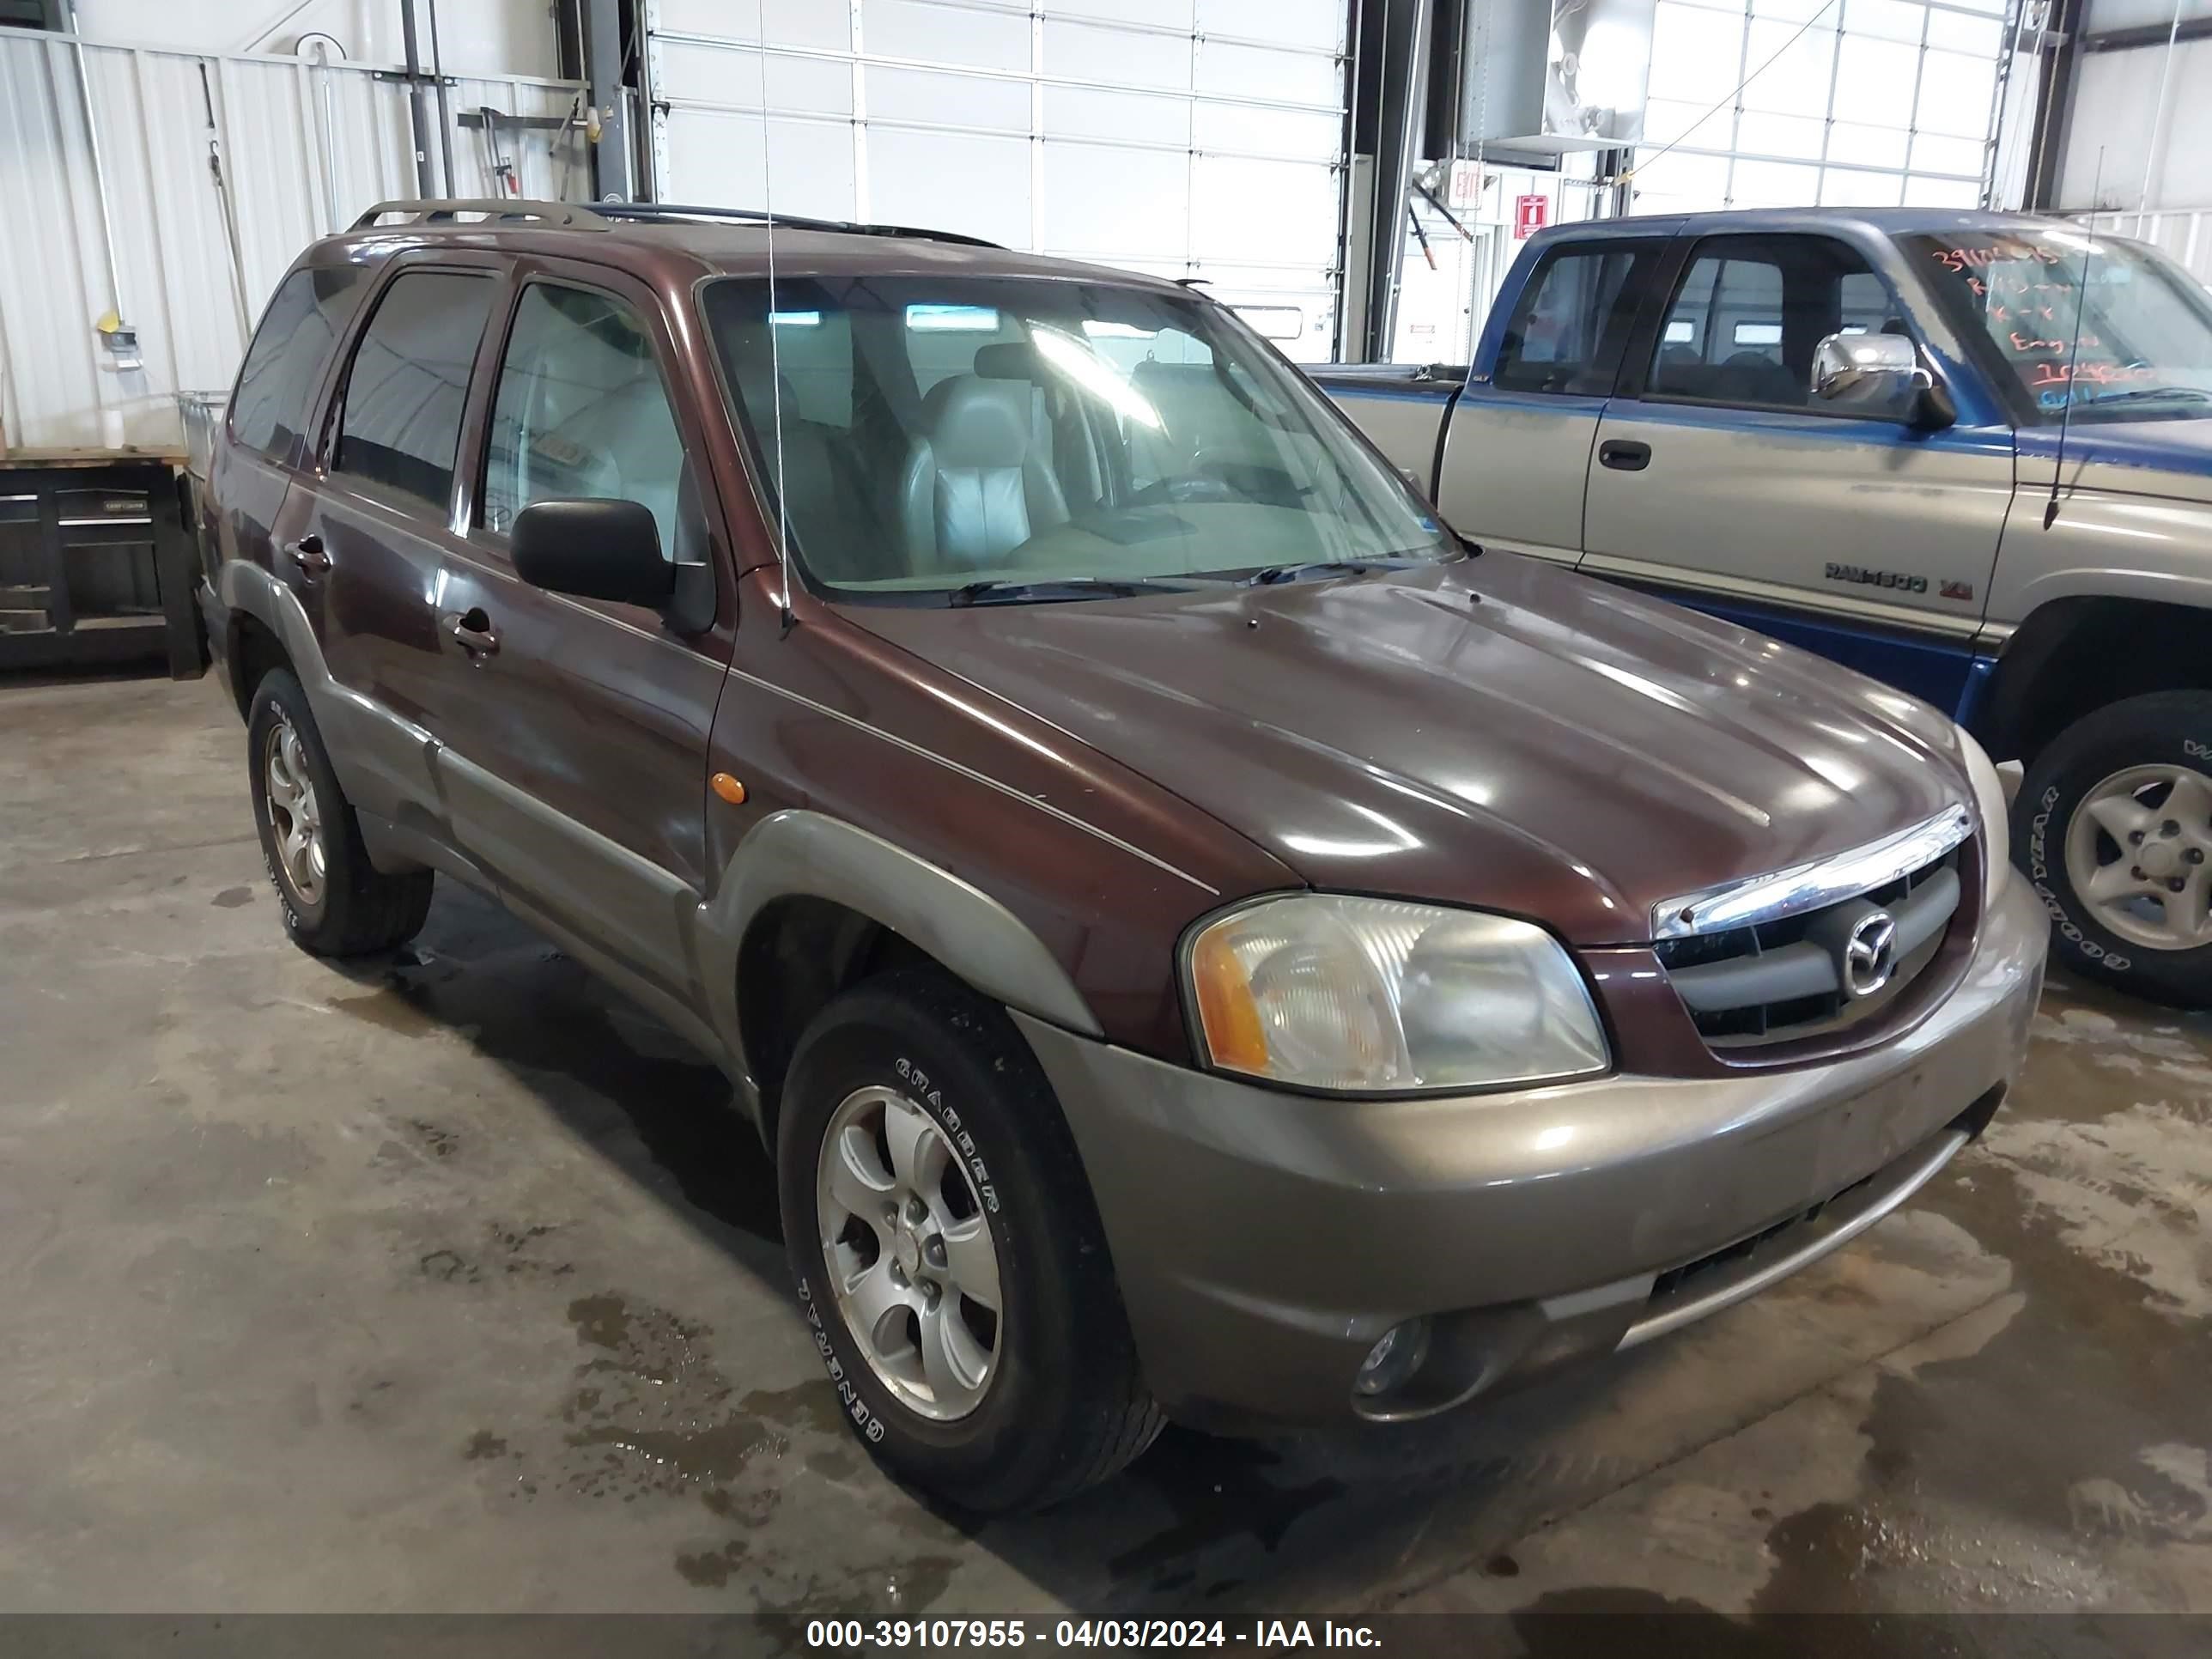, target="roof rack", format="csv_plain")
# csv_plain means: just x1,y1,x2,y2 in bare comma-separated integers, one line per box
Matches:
352,199,605,230
592,202,1006,249
349,198,1003,250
